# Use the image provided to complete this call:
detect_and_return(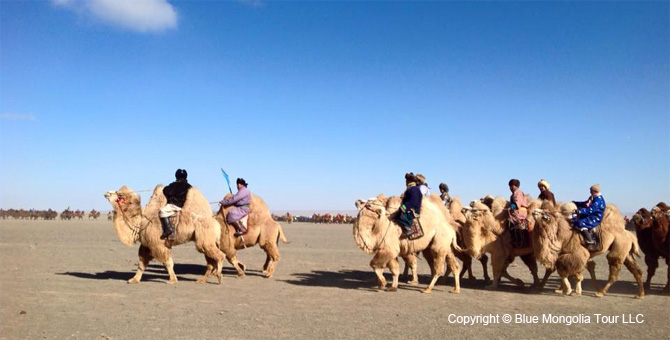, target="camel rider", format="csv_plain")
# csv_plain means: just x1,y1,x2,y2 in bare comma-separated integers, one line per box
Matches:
160,169,192,239
507,179,529,248
537,179,556,206
396,173,423,237
219,178,251,237
508,179,528,227
416,174,431,196
570,184,605,245
439,183,452,207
